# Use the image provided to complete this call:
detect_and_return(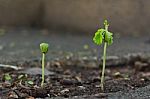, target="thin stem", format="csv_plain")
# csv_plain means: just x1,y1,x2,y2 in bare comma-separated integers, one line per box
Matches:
105,25,108,31
41,53,45,87
100,42,107,91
